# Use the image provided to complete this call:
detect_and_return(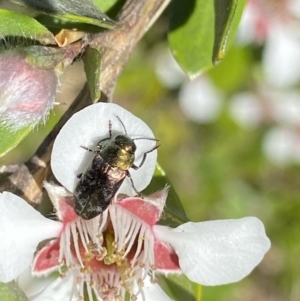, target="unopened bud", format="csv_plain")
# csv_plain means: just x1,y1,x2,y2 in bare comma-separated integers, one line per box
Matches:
0,49,59,130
